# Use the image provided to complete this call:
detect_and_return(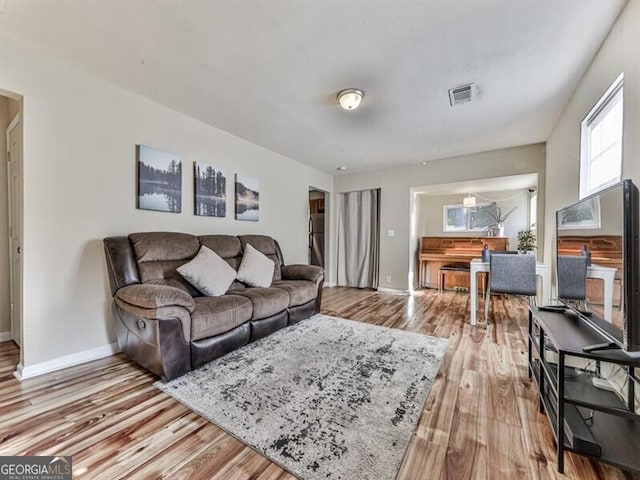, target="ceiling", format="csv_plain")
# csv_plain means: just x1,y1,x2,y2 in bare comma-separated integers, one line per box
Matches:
0,0,627,174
